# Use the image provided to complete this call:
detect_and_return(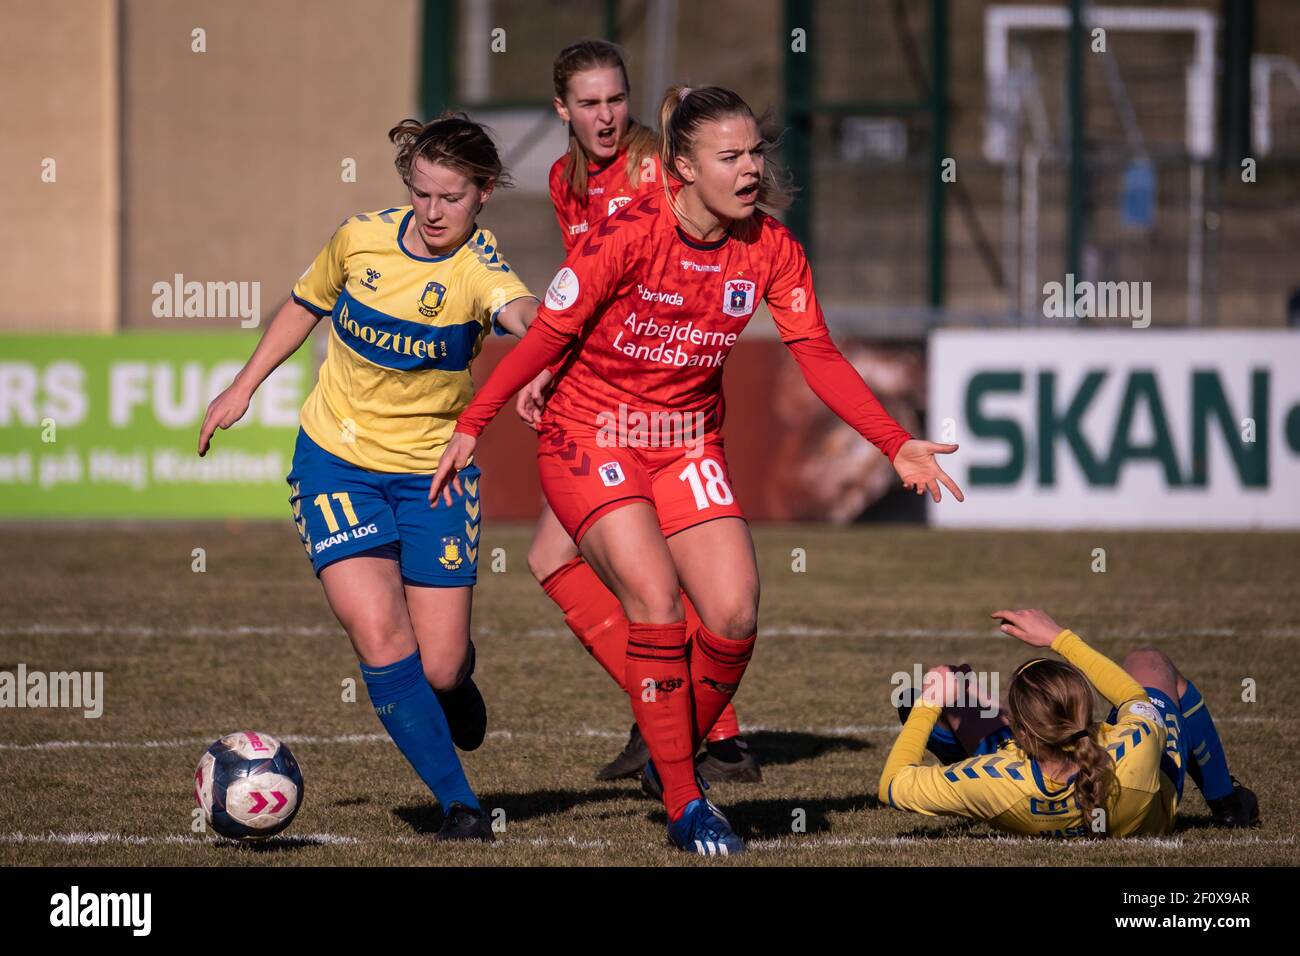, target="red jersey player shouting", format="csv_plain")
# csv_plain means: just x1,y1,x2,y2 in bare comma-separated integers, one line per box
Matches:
433,85,963,856
525,40,762,789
